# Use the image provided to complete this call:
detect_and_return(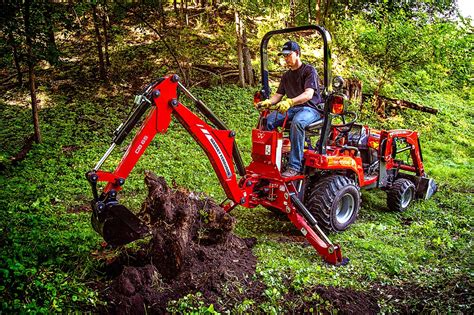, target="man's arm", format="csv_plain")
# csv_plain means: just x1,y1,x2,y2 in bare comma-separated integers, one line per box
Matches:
268,93,284,105
288,88,314,105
